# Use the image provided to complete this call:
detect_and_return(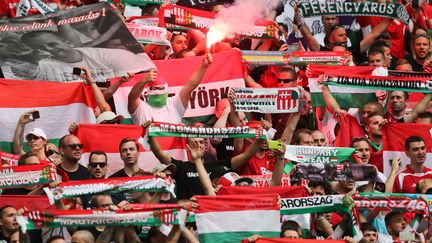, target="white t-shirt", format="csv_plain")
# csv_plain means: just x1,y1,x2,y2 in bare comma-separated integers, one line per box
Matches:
37,48,155,82
131,94,186,124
